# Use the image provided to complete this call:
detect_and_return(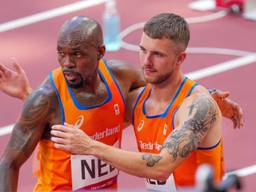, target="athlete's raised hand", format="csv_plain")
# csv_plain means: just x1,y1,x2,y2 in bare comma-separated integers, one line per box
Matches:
211,90,244,129
0,58,32,100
